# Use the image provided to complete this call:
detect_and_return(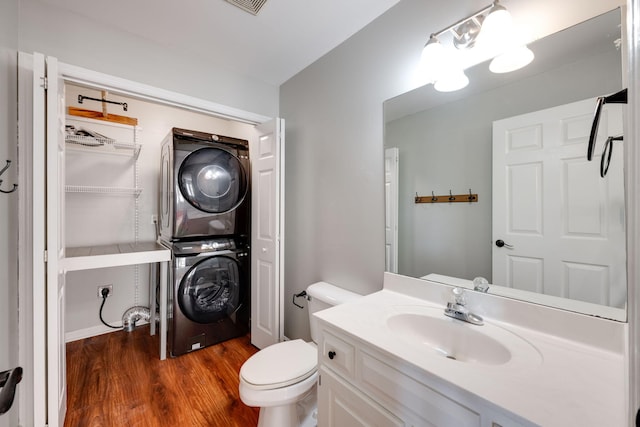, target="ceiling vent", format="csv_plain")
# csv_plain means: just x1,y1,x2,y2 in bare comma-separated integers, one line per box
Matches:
225,0,267,15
